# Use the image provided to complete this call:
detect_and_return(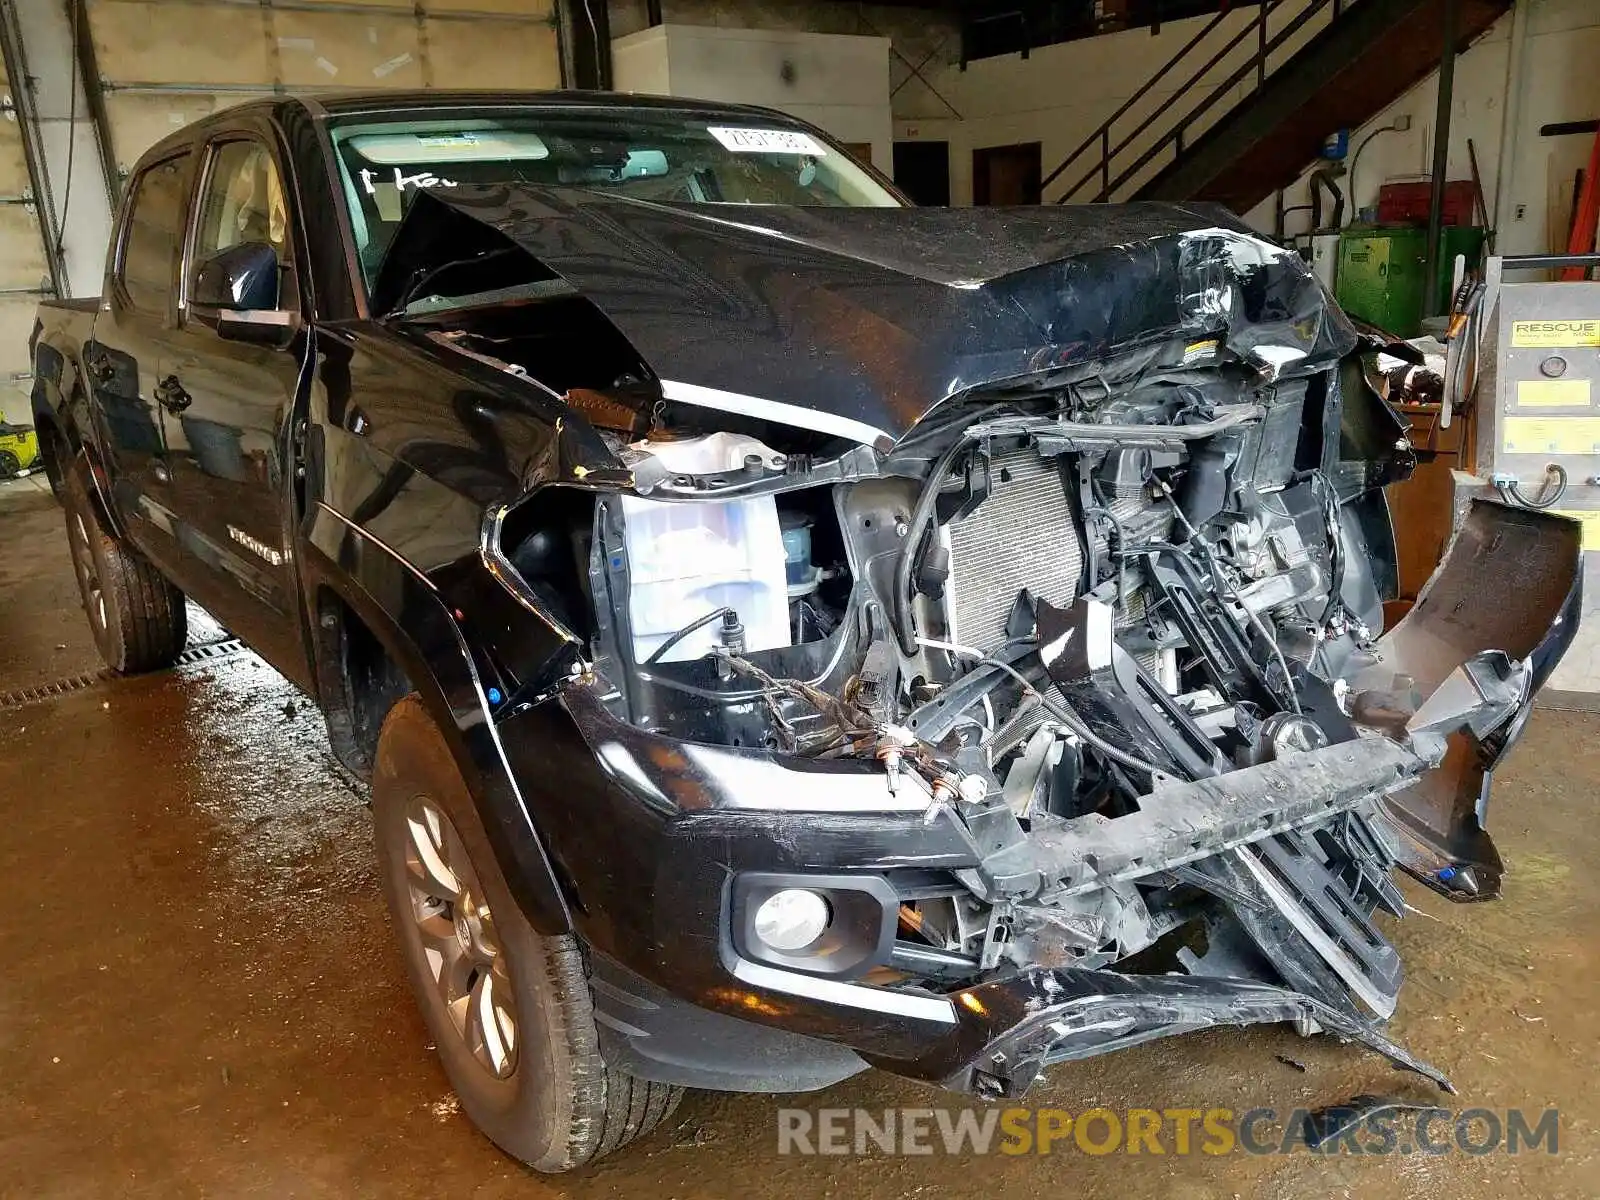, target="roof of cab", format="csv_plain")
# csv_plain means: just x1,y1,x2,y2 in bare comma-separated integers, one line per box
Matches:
297,89,795,121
